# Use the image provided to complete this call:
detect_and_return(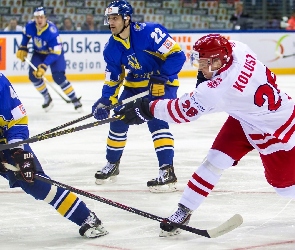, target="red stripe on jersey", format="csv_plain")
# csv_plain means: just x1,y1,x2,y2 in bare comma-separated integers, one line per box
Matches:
192,172,214,190
150,100,160,115
255,137,283,149
282,122,295,142
274,105,295,139
167,99,182,123
188,180,209,197
175,99,190,122
249,133,271,140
